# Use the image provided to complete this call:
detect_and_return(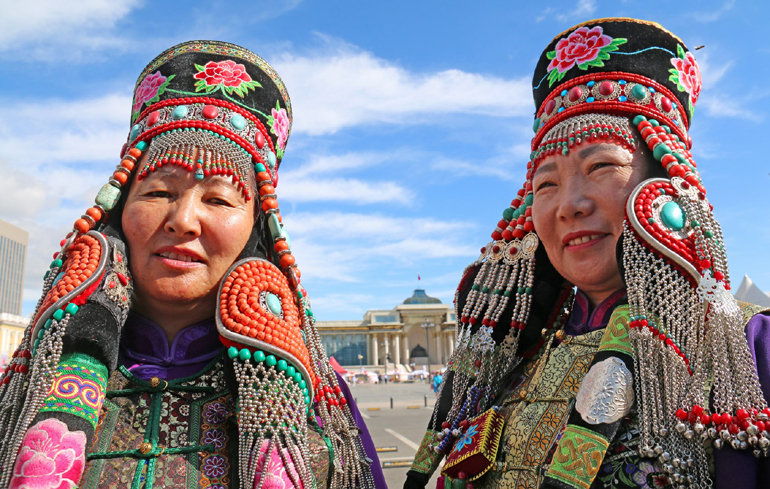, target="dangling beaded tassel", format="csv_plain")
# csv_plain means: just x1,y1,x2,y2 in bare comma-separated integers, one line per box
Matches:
621,114,770,487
